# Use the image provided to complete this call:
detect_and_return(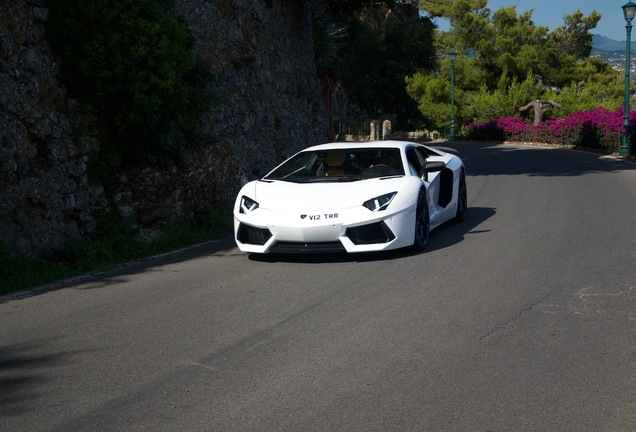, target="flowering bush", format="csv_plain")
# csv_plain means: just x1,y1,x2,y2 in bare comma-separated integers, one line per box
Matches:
467,107,636,154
